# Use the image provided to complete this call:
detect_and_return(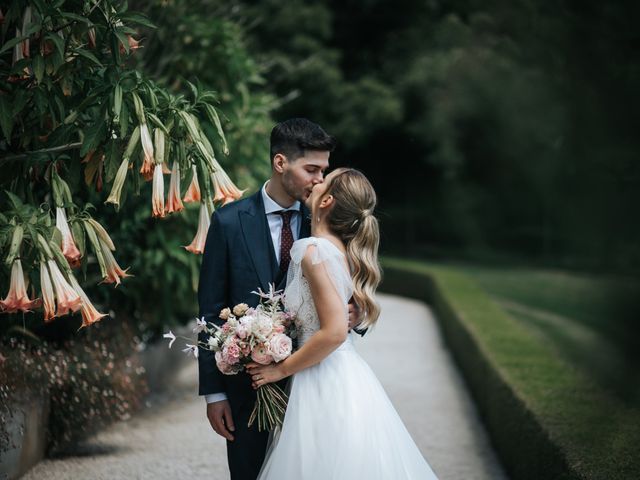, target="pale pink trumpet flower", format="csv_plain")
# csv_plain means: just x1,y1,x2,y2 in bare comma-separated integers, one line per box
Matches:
139,123,155,181
99,238,131,286
68,275,107,328
184,202,211,254
47,259,82,316
152,164,165,218
40,261,56,322
0,260,41,313
165,161,184,214
56,207,82,268
211,169,244,205
183,165,201,203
